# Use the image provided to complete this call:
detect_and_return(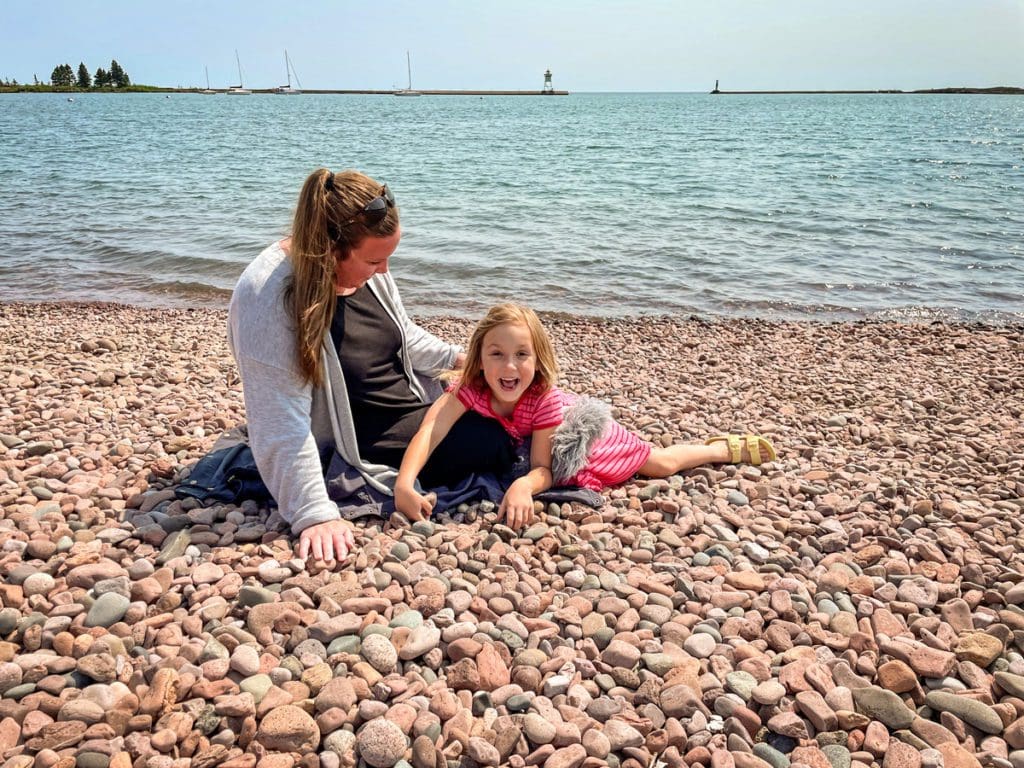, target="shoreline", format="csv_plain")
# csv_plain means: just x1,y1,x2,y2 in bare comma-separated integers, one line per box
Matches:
1,302,1023,767
2,299,1021,330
